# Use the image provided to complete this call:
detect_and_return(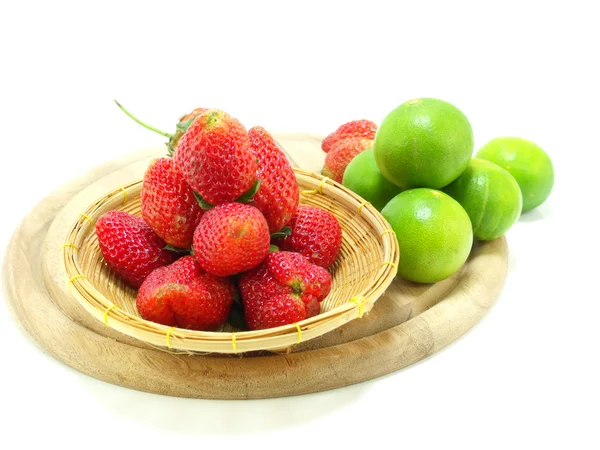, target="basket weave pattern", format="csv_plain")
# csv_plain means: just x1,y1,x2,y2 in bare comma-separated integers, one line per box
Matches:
63,169,399,354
